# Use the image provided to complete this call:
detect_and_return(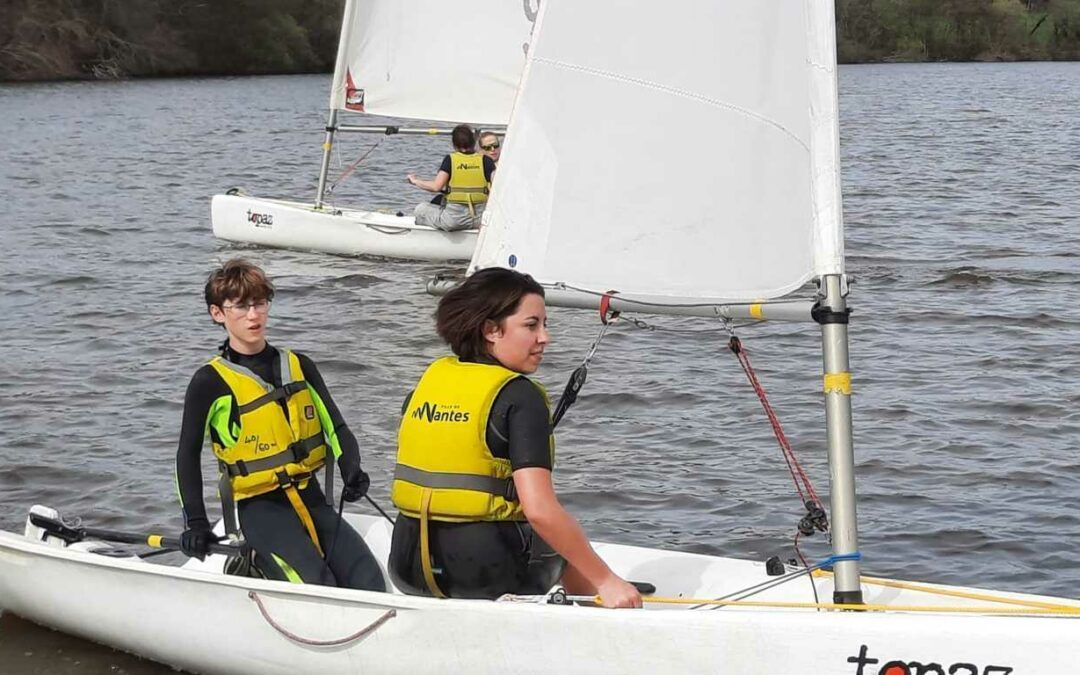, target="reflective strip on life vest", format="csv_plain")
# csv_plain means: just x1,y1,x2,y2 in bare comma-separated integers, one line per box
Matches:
394,463,514,500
